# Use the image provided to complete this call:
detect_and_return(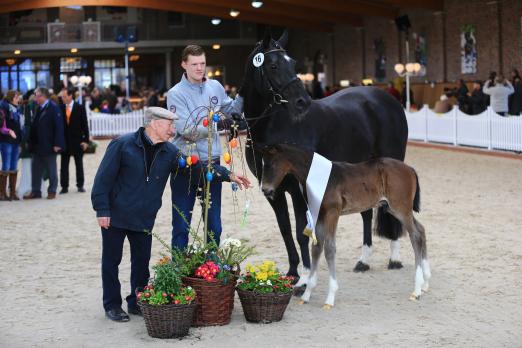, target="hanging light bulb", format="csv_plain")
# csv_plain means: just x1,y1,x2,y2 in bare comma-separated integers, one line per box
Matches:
229,9,240,17
251,1,263,8
211,18,221,25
